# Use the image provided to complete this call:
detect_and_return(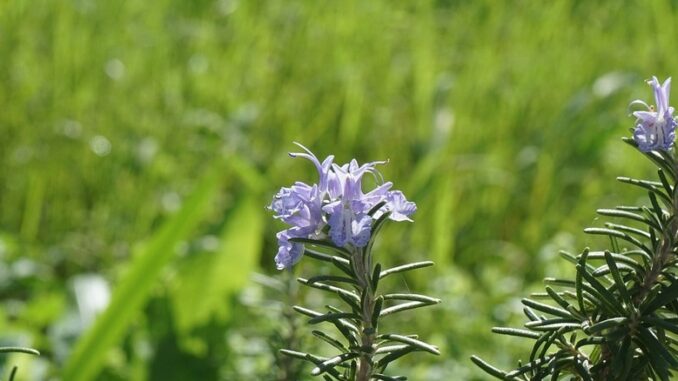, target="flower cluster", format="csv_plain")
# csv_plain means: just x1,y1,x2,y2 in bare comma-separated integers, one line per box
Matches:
631,76,676,152
269,143,416,270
